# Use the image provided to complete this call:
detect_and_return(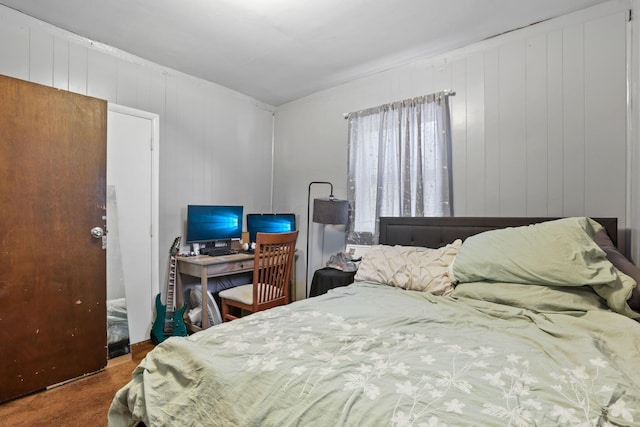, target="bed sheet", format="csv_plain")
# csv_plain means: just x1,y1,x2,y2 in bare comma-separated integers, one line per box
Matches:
108,282,640,427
